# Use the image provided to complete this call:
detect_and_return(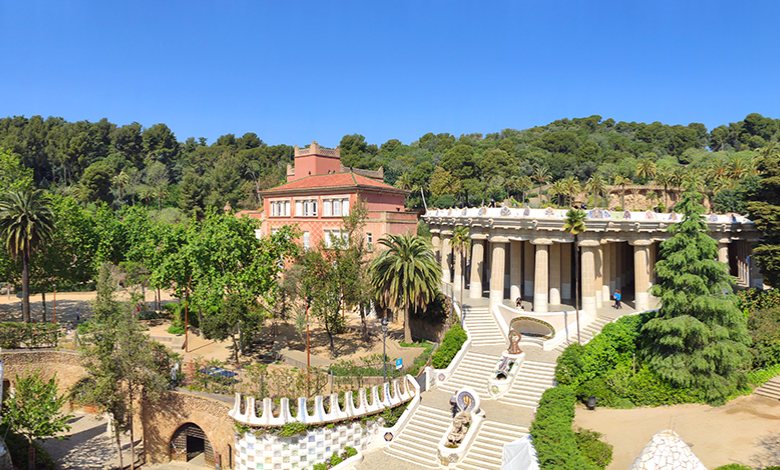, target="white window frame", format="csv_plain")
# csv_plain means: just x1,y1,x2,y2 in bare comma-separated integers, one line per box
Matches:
321,197,350,217
303,231,310,250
